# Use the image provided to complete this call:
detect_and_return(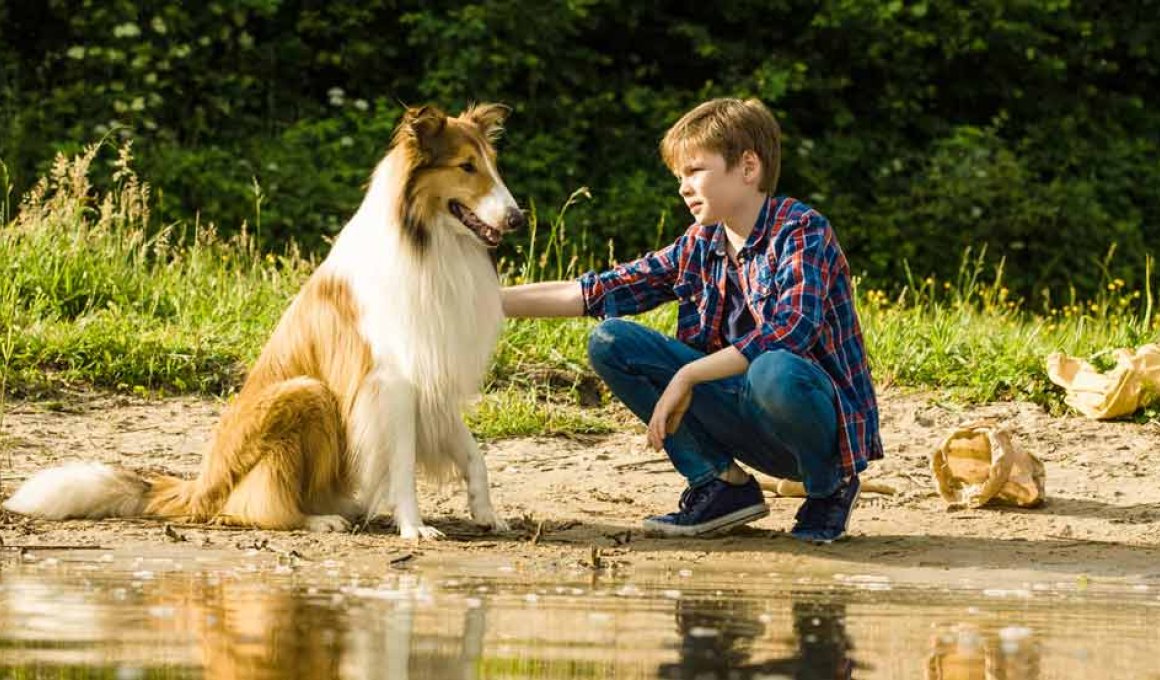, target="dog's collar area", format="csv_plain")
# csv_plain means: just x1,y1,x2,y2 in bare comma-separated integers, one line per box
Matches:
449,200,502,248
